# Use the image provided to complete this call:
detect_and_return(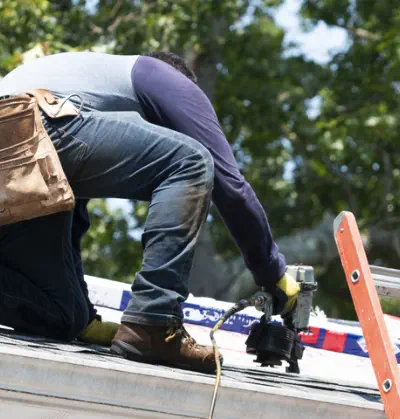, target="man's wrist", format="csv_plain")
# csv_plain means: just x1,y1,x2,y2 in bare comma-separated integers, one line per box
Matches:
251,252,287,292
